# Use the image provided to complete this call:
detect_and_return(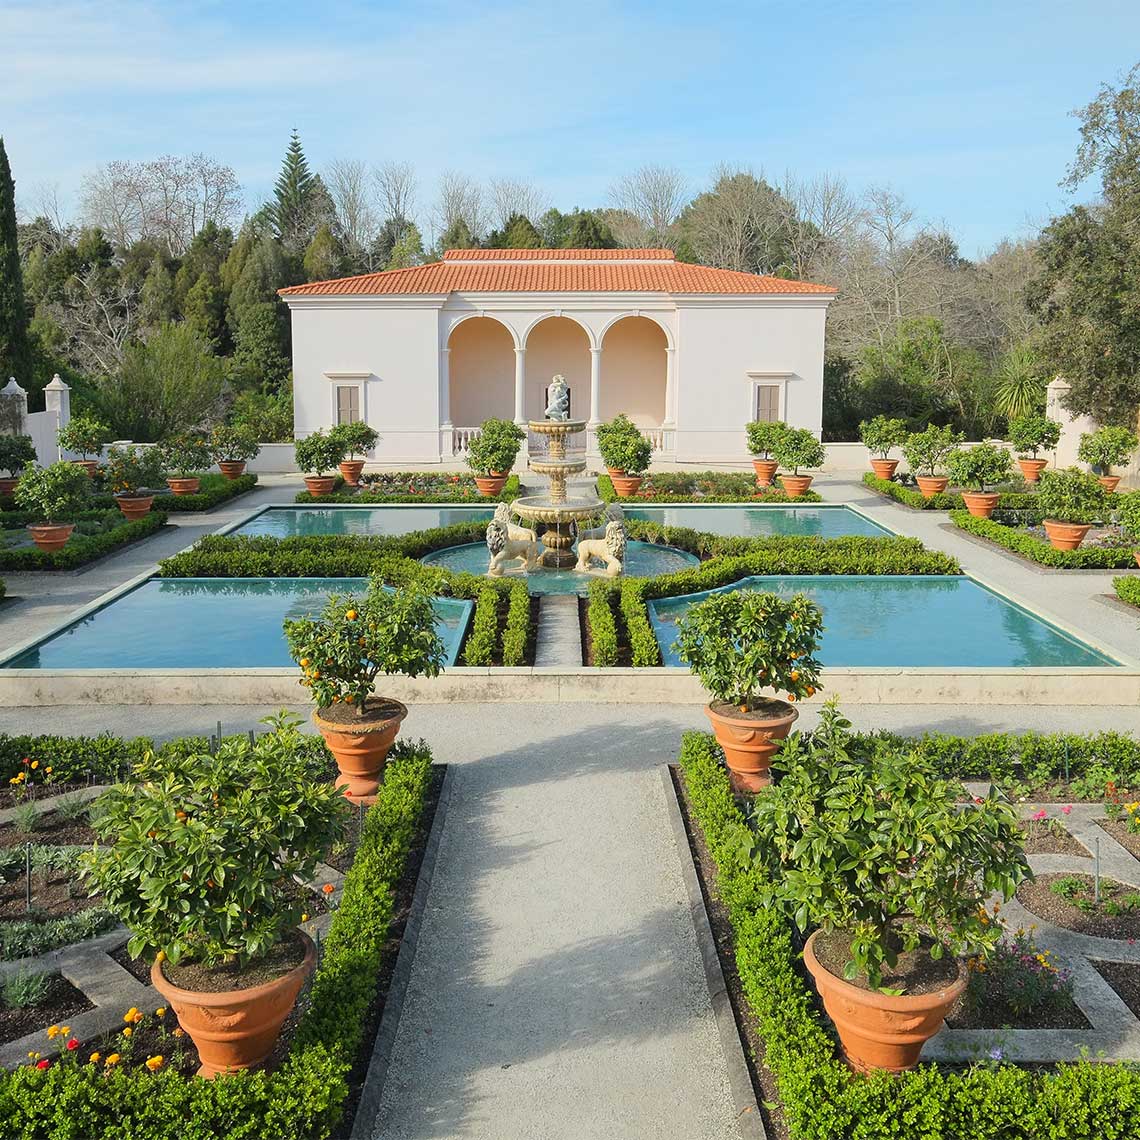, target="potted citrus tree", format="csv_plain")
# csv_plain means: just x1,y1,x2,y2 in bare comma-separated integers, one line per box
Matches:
57,415,110,477
901,424,962,498
748,702,1030,1072
1119,491,1140,568
105,444,164,519
285,576,446,802
294,430,346,496
772,427,825,497
209,424,261,479
859,415,908,480
466,417,525,496
79,721,346,1078
1078,425,1138,492
158,433,211,496
13,460,90,551
330,421,380,486
674,589,823,793
1037,467,1107,551
0,434,37,495
595,414,652,497
745,420,786,486
945,442,1012,517
1007,412,1060,483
